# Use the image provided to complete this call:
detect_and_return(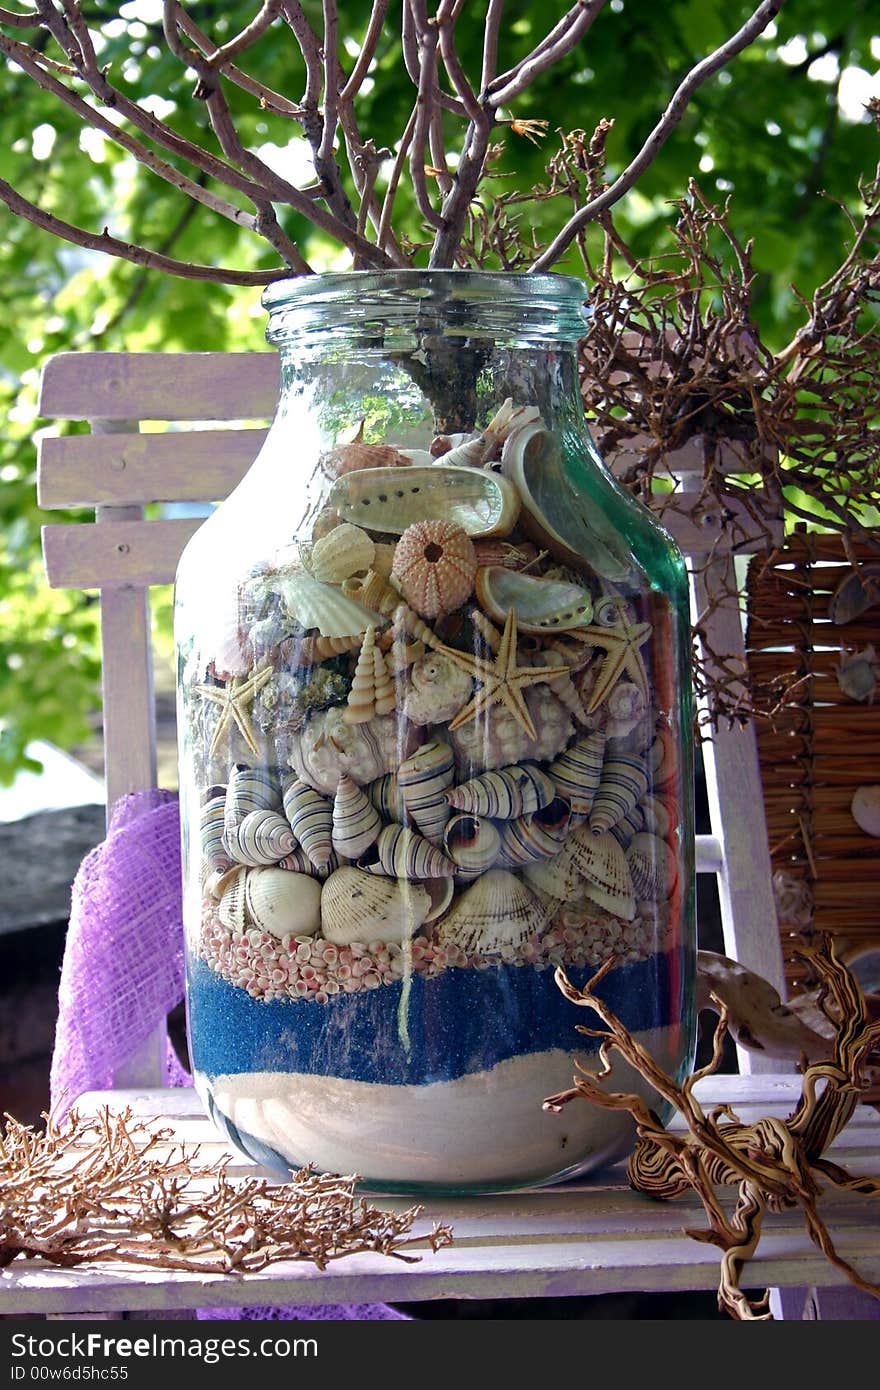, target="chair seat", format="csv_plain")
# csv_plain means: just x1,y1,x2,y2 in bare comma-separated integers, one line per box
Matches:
3,1076,879,1317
